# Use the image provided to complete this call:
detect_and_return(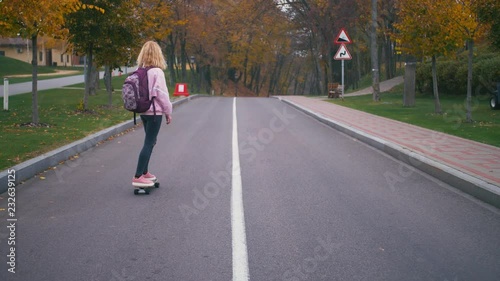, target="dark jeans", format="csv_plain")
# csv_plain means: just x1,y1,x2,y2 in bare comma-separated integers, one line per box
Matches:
135,115,163,177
